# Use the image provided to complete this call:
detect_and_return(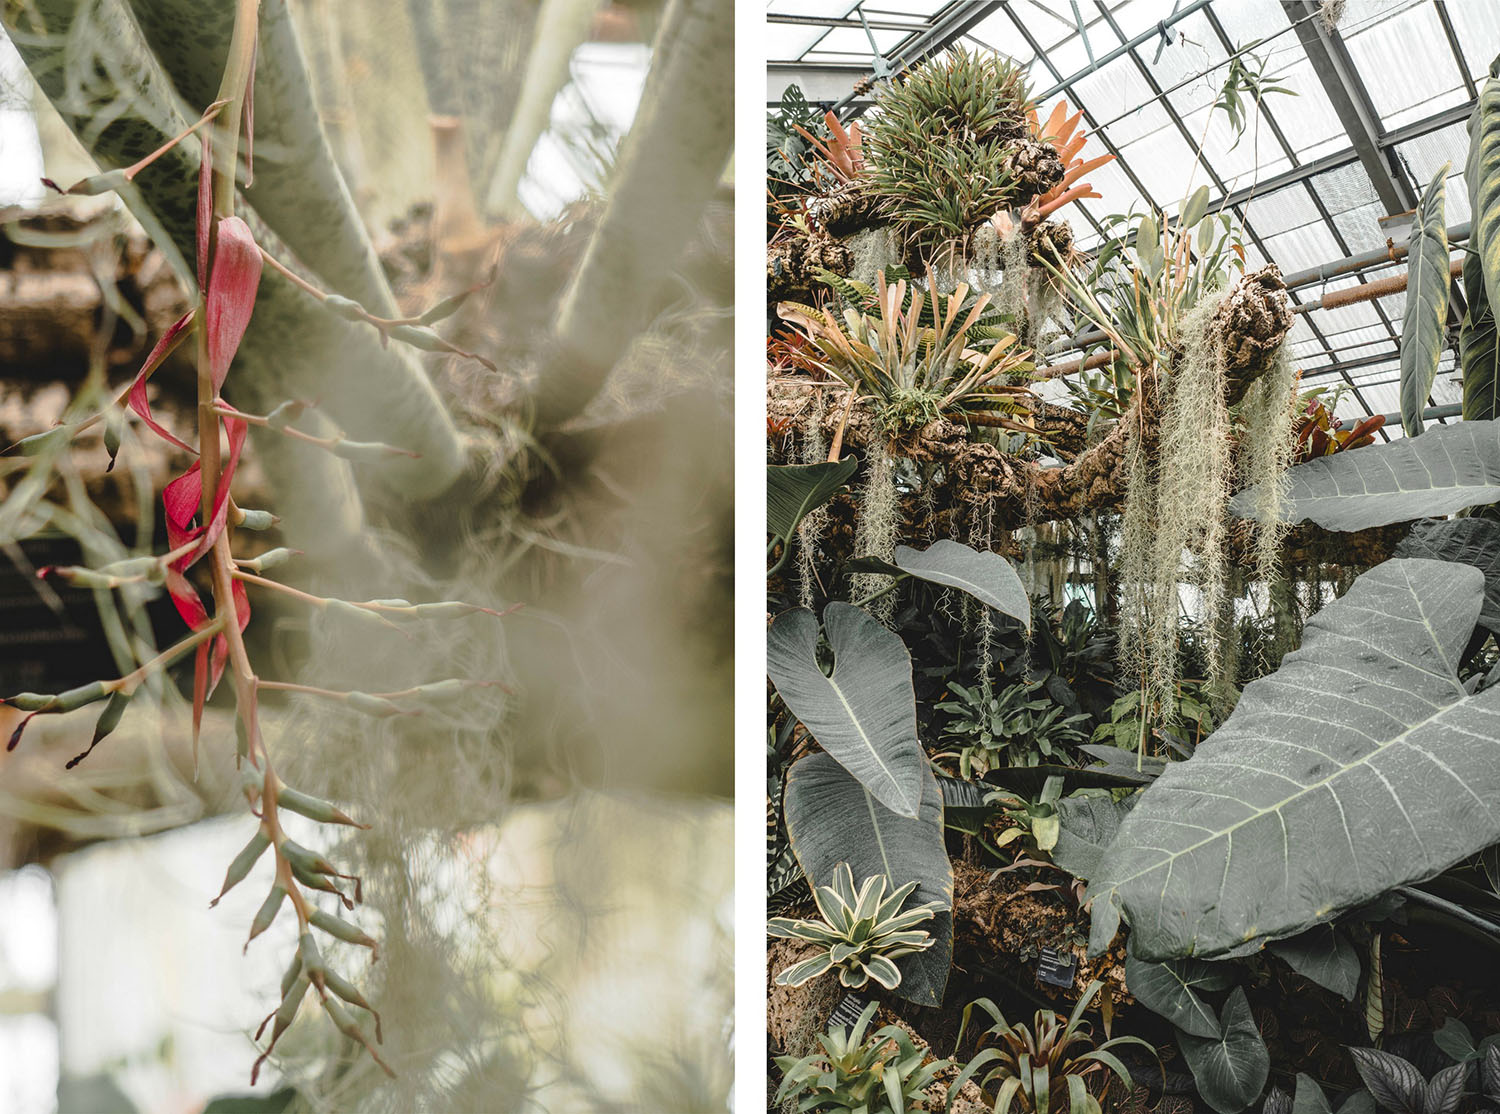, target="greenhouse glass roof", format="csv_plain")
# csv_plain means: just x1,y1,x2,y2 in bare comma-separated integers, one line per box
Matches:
767,0,1500,439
